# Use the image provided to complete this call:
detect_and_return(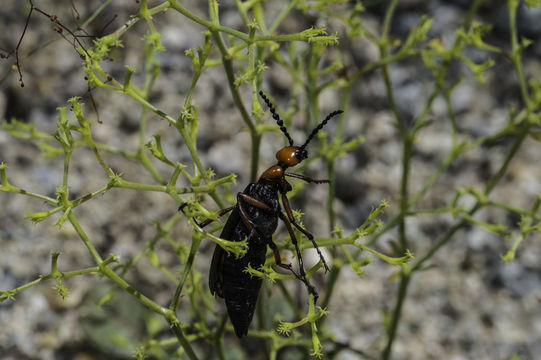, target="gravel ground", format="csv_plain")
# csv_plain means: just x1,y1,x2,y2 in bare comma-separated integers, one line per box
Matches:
1,1,541,359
